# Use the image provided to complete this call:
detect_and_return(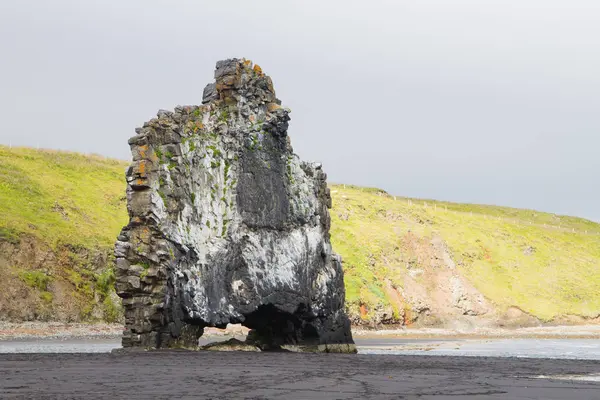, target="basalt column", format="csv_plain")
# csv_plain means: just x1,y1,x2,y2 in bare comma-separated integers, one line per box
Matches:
114,58,355,352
